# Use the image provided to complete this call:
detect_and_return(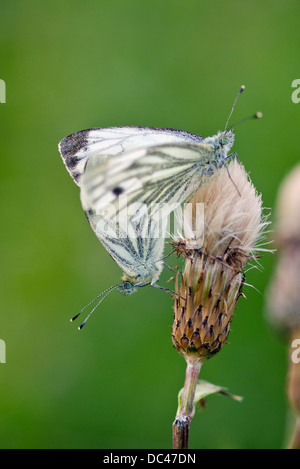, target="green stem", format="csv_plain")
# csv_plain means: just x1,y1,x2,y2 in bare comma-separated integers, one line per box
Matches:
288,416,300,449
172,359,202,449
287,332,300,449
